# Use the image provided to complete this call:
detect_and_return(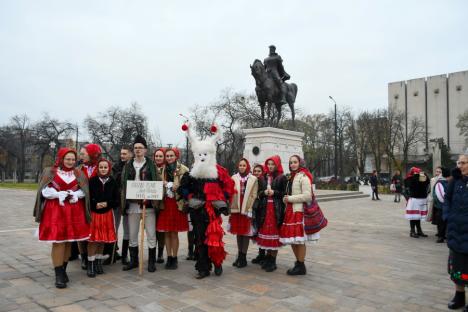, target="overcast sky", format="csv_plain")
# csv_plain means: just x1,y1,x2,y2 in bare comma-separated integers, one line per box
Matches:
1,1,467,147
